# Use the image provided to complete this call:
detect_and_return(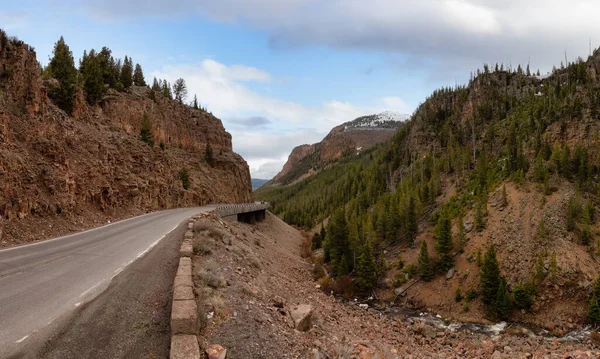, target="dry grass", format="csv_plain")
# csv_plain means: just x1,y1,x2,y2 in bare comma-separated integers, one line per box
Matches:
192,238,212,255
195,259,226,288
